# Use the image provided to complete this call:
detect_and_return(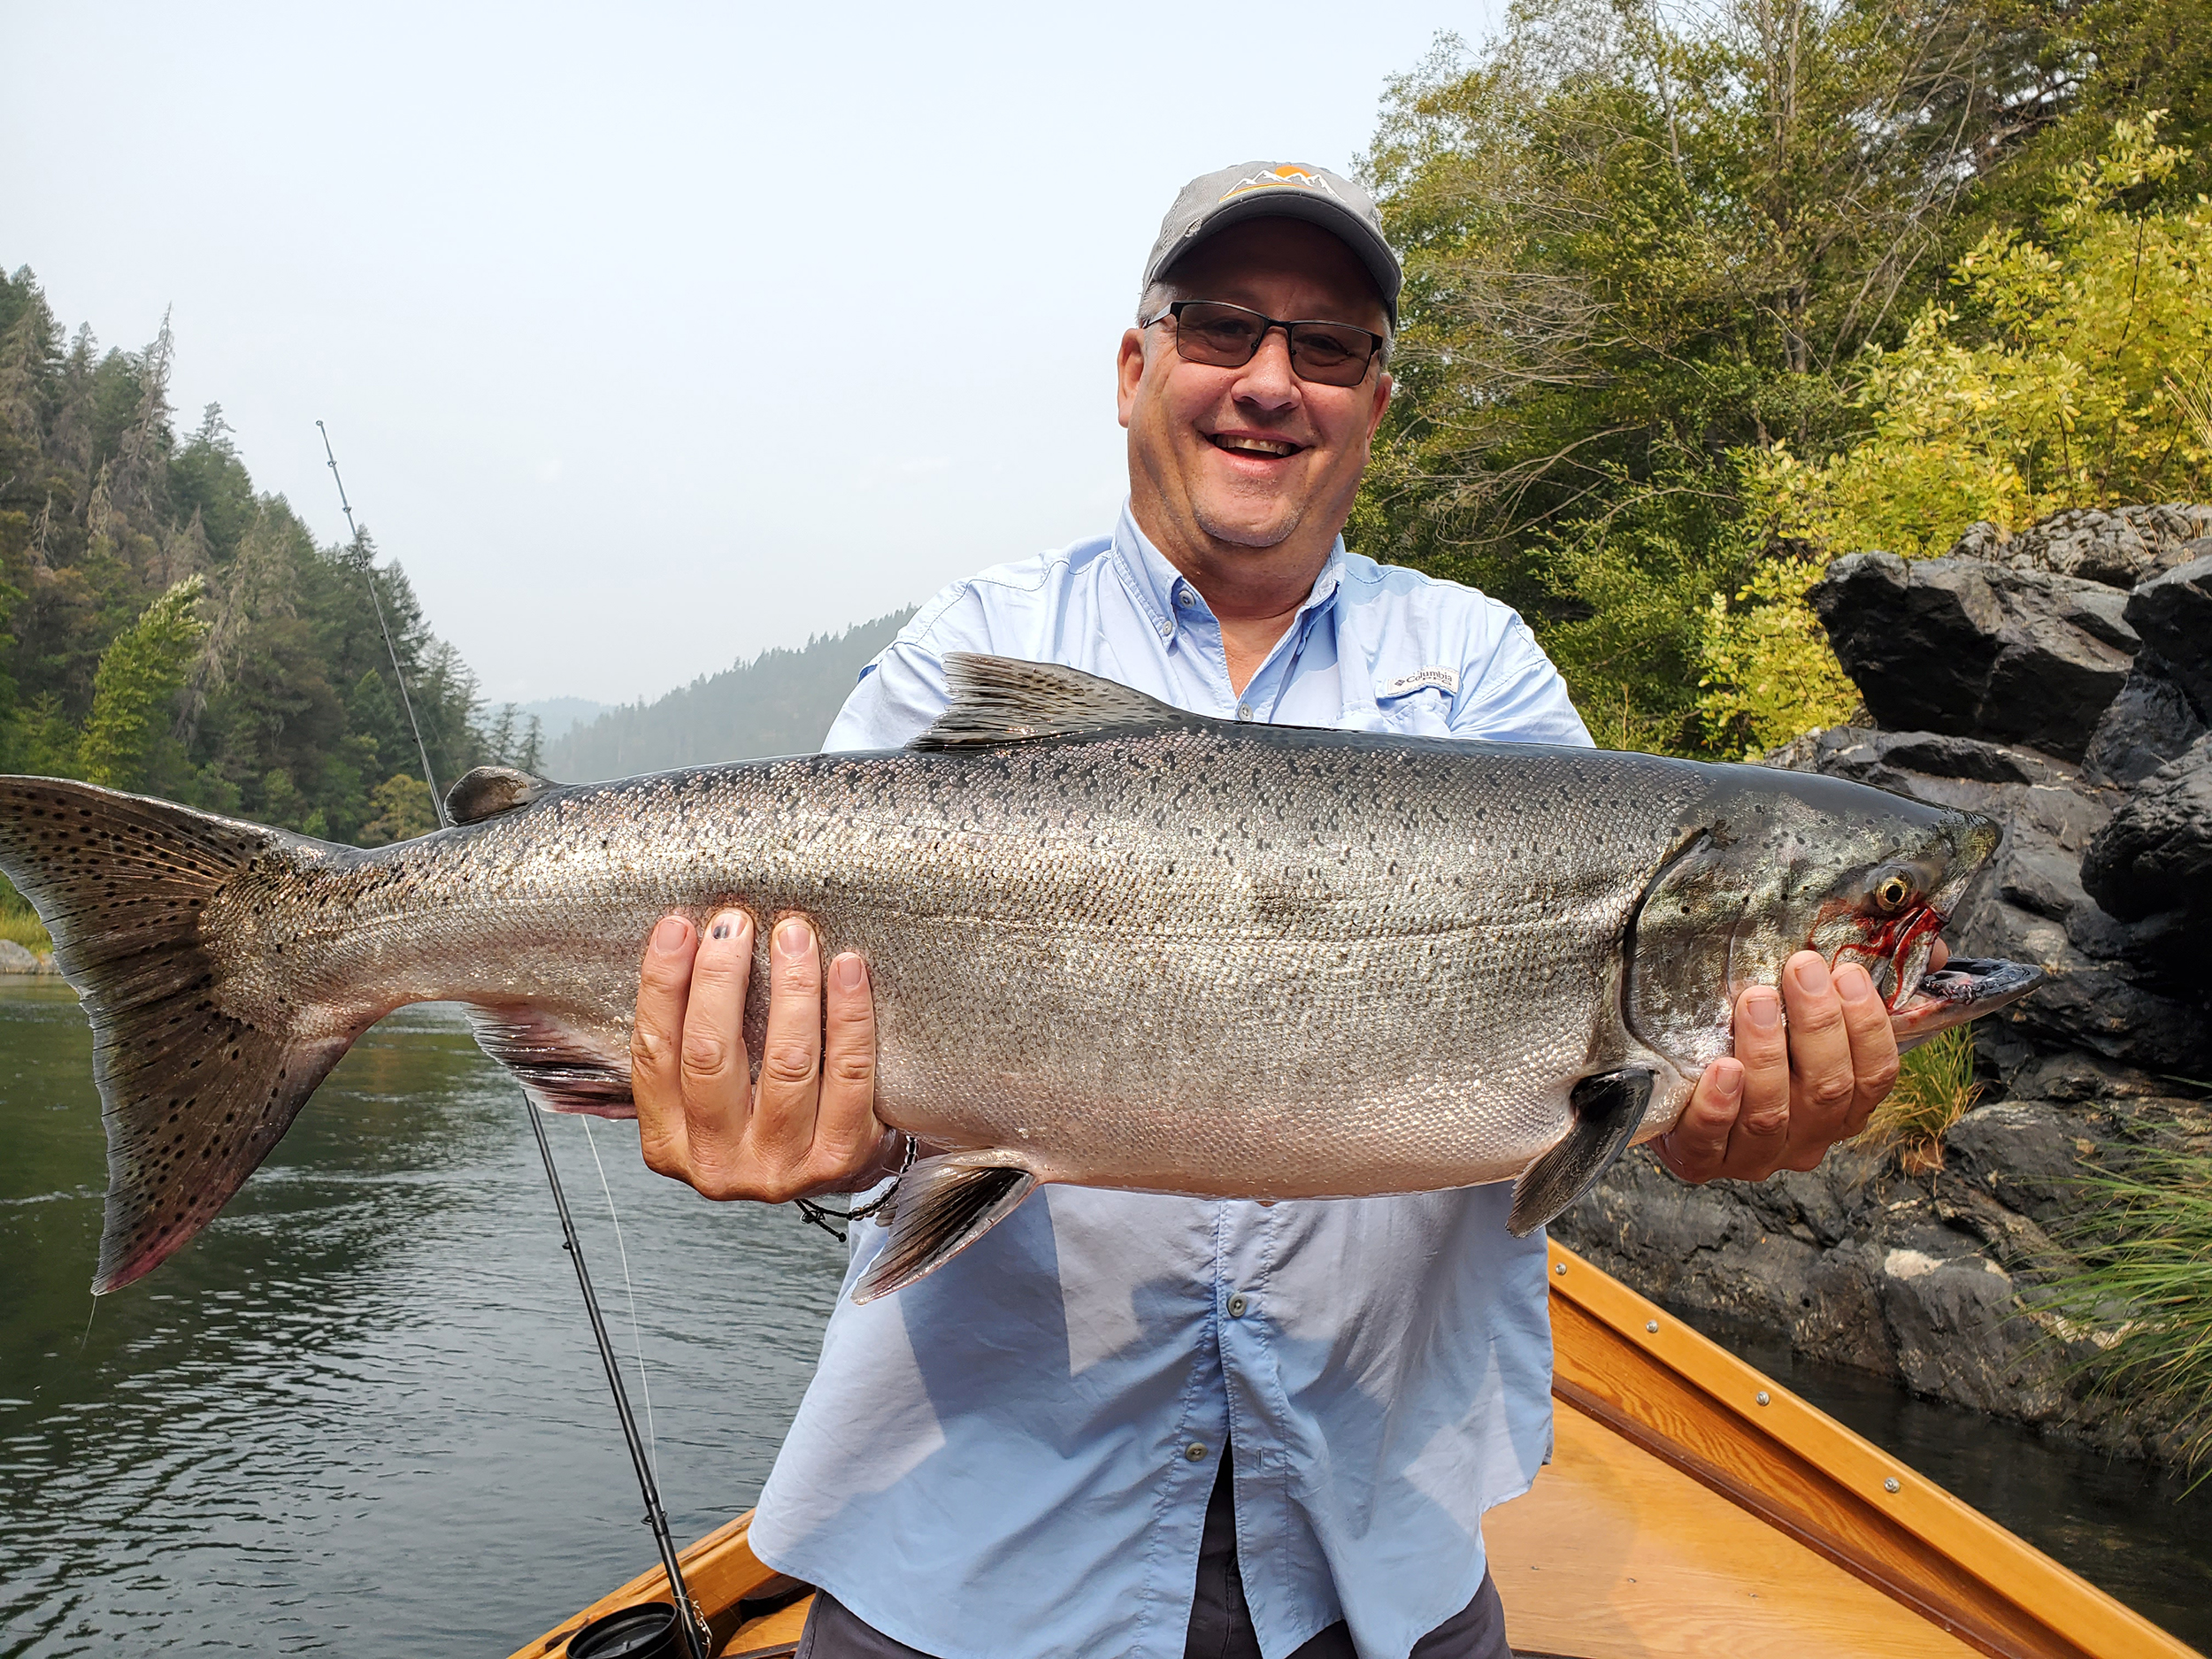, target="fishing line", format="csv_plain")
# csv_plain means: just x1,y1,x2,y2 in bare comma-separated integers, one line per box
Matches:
580,1113,659,1488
